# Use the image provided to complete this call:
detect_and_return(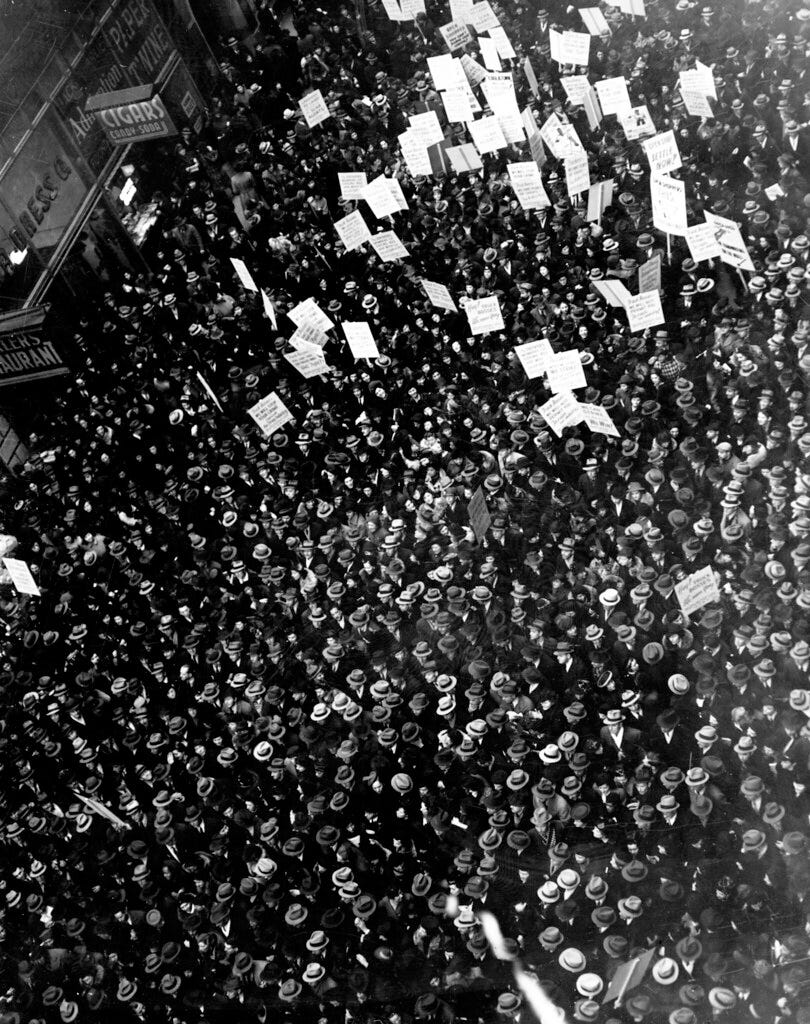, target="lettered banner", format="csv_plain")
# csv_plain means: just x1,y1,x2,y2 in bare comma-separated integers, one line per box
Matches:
465,296,504,335
248,392,293,436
